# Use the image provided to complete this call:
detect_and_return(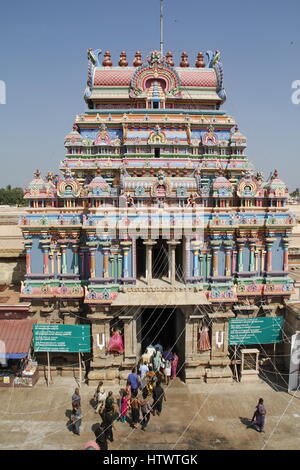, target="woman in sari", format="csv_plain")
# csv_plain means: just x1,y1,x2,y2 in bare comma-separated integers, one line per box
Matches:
171,352,179,379
145,365,156,395
152,349,162,372
197,324,211,351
